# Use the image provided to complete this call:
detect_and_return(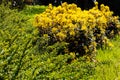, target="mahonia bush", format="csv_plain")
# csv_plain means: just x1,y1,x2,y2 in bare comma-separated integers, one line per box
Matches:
34,2,120,56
